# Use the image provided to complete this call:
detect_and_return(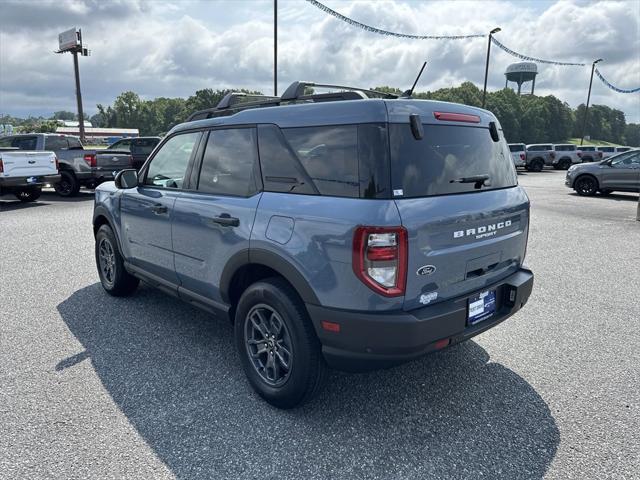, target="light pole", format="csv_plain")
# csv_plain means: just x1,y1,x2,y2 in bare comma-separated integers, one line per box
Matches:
580,58,603,146
274,0,278,96
482,27,501,109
